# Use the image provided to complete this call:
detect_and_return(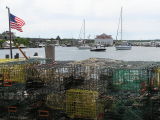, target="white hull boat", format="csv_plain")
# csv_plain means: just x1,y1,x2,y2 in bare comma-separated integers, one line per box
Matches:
115,45,132,50
90,46,106,51
115,7,132,51
78,45,90,49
